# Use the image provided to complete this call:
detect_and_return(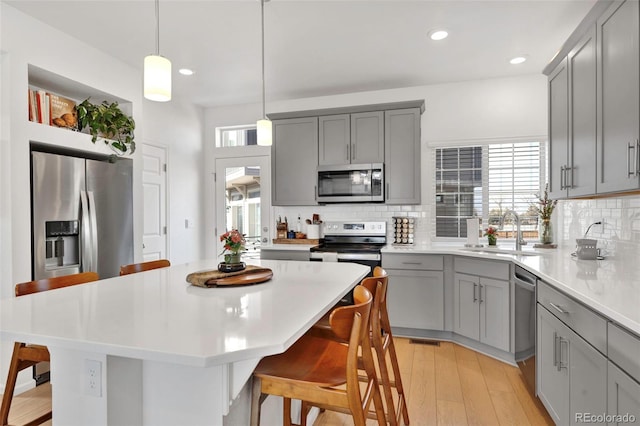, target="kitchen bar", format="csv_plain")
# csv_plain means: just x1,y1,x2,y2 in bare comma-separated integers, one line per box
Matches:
0,260,369,425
